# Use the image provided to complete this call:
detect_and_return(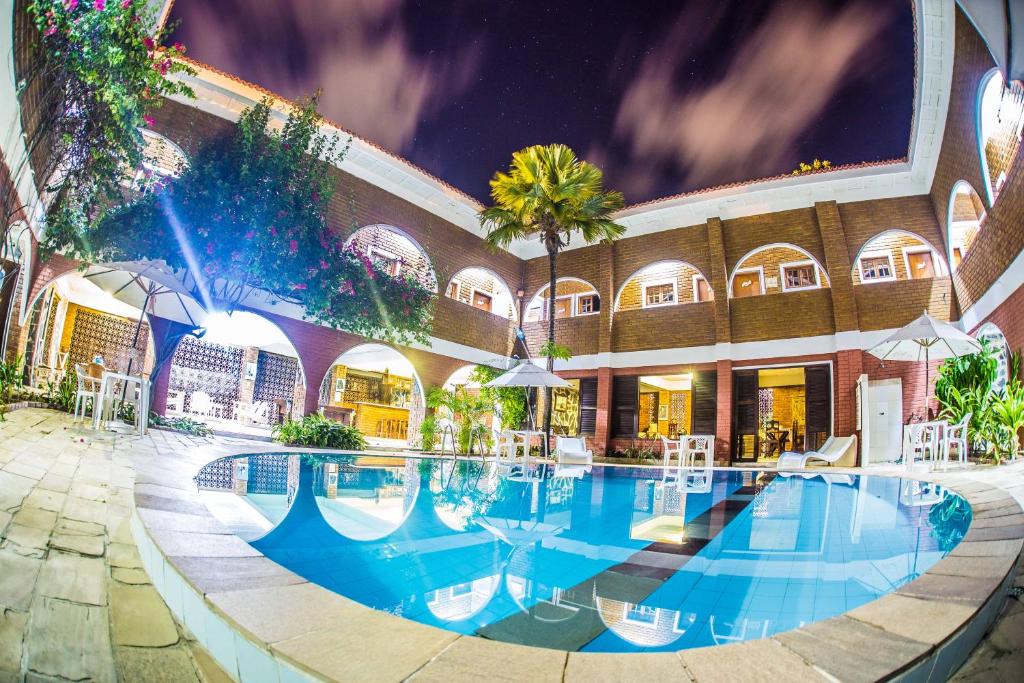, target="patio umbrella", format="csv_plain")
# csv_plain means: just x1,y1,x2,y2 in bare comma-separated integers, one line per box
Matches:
867,311,982,416
483,361,569,434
